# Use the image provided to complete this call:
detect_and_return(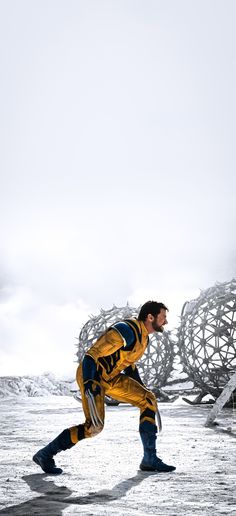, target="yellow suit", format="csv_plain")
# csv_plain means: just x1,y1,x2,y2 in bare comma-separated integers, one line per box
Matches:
69,319,158,443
